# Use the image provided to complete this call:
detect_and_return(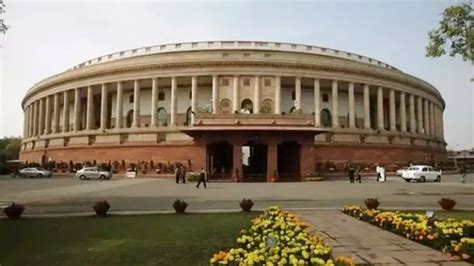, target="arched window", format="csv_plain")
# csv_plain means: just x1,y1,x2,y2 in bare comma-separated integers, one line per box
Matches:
126,110,134,128
241,99,253,114
220,99,232,114
261,99,273,113
157,107,168,126
189,90,192,99
321,108,332,127
322,93,329,103
129,94,134,103
158,92,165,101
185,107,192,126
